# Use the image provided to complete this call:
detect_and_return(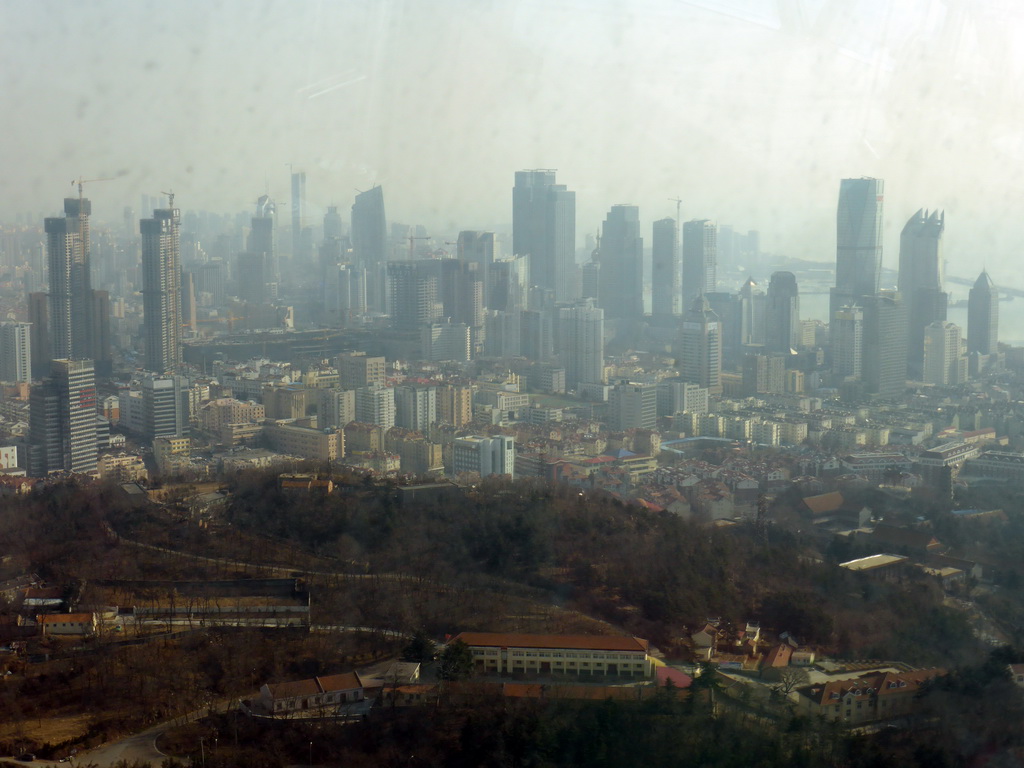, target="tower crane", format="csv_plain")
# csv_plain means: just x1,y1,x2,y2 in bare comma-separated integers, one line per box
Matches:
161,190,175,209
71,175,120,202
668,197,682,223
407,234,429,260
